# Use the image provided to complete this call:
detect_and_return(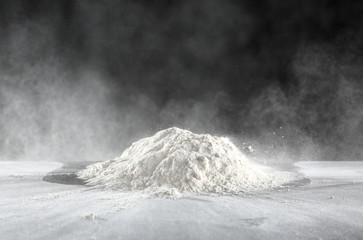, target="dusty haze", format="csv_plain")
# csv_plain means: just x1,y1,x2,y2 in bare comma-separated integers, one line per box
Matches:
0,0,362,162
